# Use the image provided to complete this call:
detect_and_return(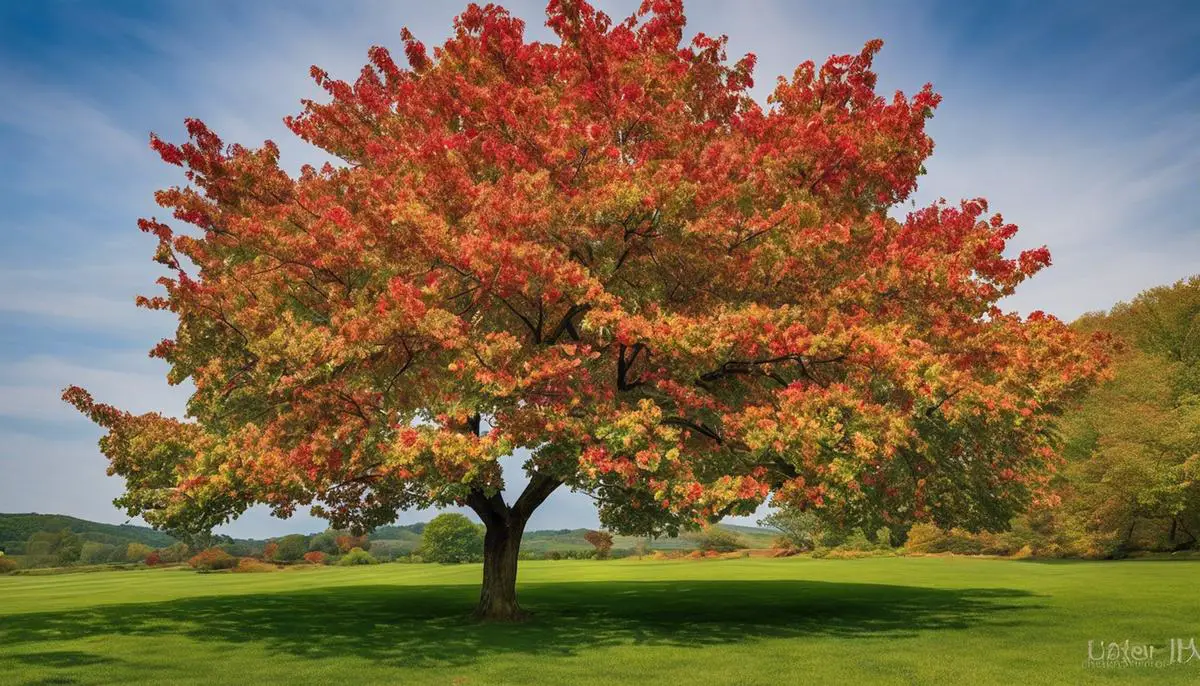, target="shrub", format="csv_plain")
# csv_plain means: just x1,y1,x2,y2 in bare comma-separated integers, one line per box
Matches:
584,530,614,559
903,524,986,555
335,534,370,554
903,523,942,552
368,540,409,562
303,550,328,565
308,531,339,555
189,547,237,571
821,548,893,559
79,542,118,565
538,549,602,560
420,513,484,564
271,534,309,562
144,552,164,567
159,542,191,563
839,529,879,552
126,542,153,563
234,558,275,573
693,526,746,552
0,556,17,574
874,527,896,549
338,547,379,566
759,508,824,551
